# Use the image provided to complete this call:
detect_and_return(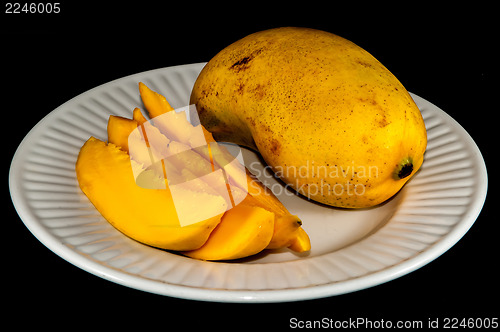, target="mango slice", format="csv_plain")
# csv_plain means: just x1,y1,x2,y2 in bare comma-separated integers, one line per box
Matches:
288,227,311,253
132,107,148,125
107,115,138,153
183,205,274,260
138,82,174,117
75,137,225,251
